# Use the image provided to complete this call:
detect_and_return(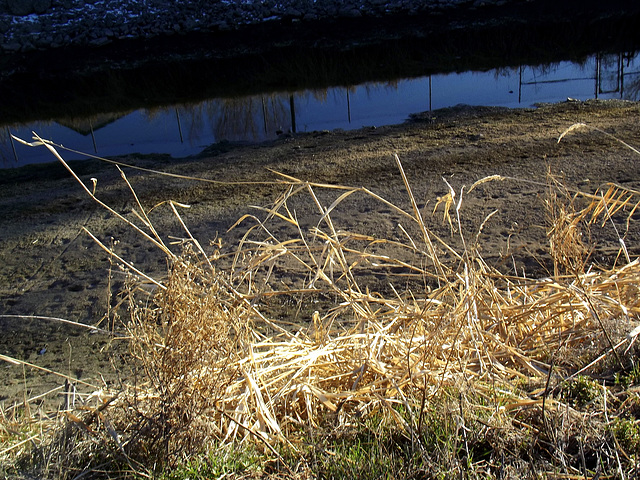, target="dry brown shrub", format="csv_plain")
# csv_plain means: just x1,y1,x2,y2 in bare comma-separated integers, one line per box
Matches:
544,171,591,276
123,247,256,462
108,154,640,467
